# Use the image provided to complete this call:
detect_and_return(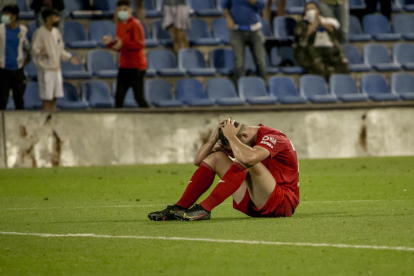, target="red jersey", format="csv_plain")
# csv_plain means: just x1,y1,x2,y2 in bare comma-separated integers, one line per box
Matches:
108,17,147,70
254,124,299,208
